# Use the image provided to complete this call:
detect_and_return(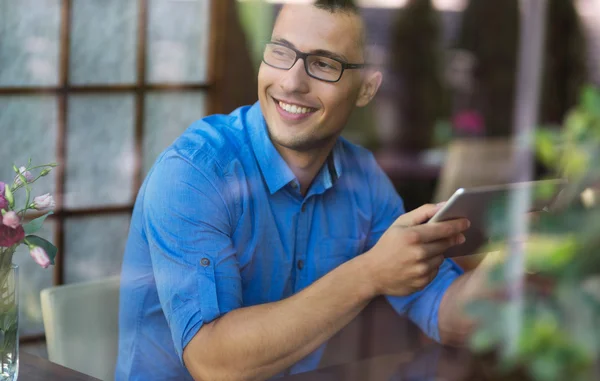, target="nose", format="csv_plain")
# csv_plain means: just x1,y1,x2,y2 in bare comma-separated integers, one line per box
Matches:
279,58,310,94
